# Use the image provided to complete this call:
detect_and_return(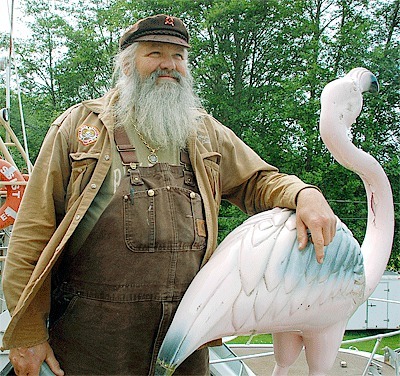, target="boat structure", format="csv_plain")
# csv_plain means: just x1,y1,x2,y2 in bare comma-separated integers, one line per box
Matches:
0,1,34,373
0,3,398,376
